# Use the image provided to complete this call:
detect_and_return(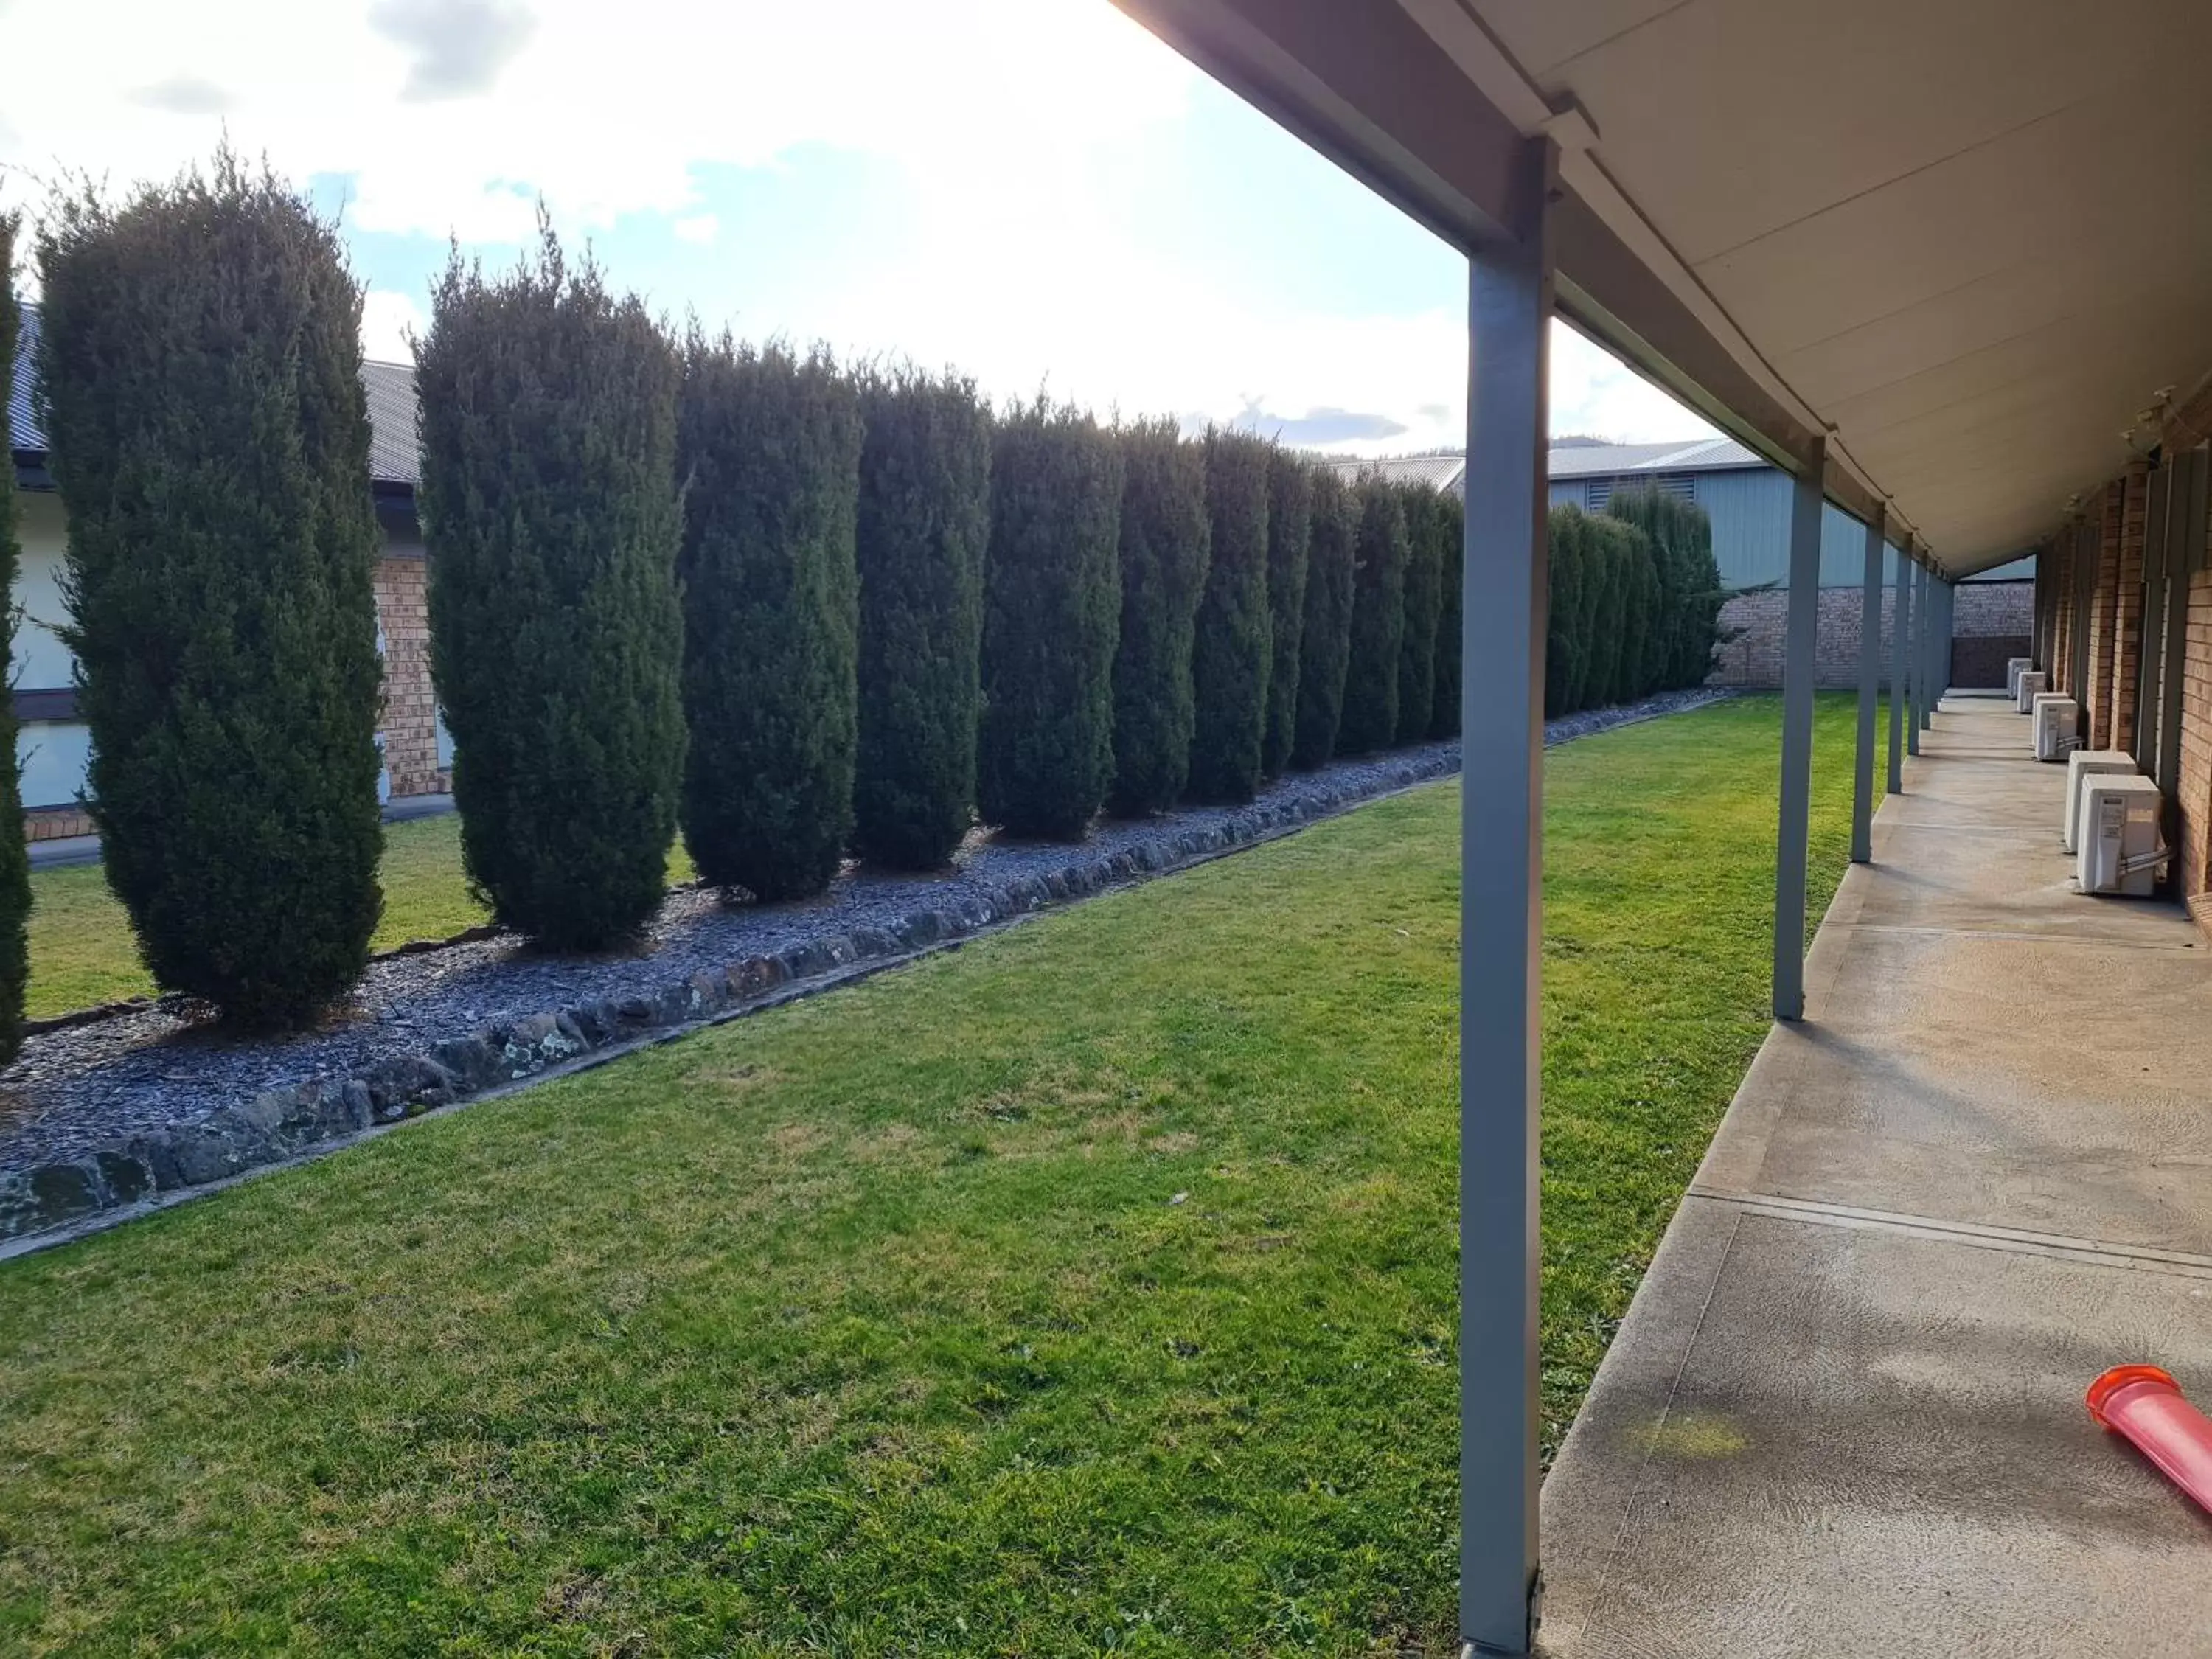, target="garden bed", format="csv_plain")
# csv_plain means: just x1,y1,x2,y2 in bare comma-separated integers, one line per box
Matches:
0,688,1727,1246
